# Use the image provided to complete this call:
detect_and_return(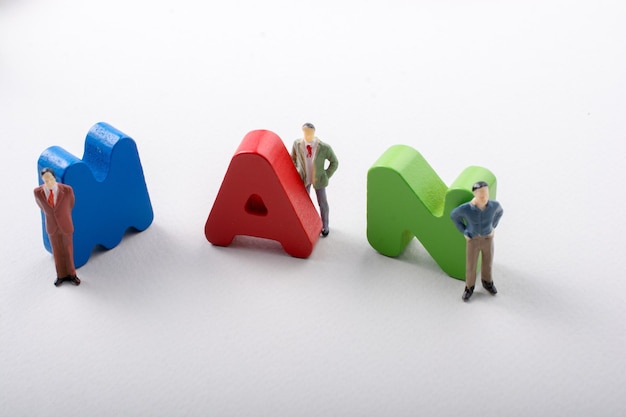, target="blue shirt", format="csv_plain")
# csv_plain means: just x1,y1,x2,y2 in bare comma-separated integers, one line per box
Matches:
450,200,503,238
